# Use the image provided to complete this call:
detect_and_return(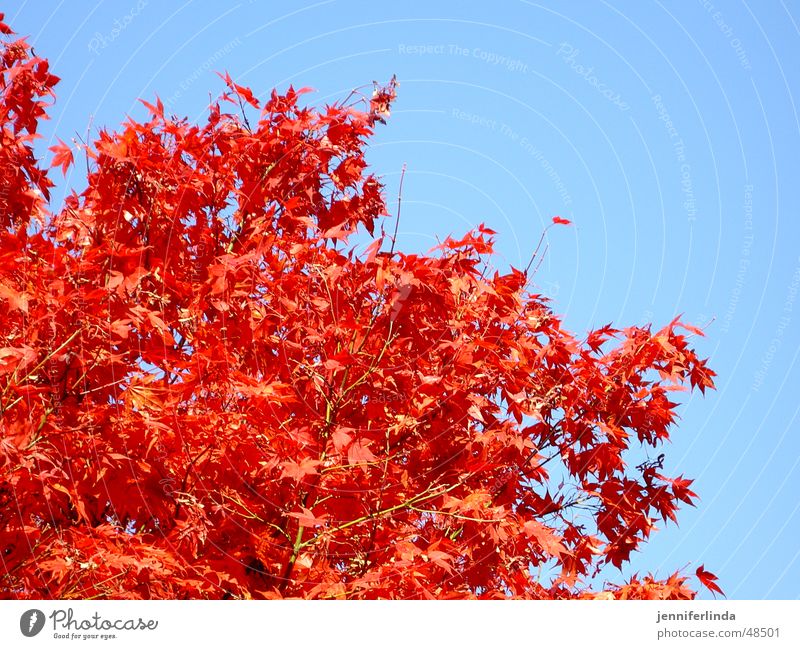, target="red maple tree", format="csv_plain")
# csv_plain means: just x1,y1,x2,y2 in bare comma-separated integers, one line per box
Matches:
0,17,719,599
